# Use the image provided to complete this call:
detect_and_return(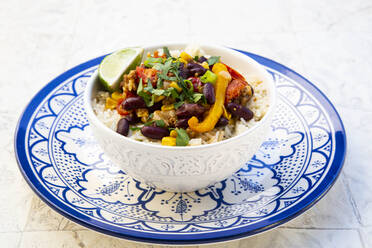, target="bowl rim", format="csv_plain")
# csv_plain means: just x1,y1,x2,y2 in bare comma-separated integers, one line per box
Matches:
84,43,277,150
